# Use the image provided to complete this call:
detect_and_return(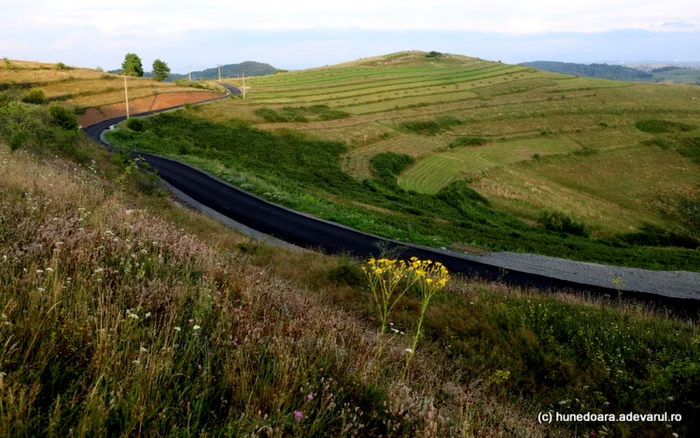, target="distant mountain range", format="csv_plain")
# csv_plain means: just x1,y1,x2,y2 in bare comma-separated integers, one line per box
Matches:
521,61,700,85
110,61,277,81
